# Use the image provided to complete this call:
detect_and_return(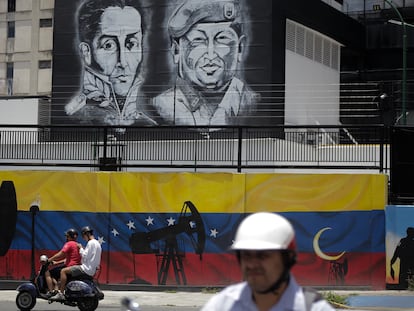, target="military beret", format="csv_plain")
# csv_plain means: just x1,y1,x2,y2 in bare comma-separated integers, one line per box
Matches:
168,0,241,38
